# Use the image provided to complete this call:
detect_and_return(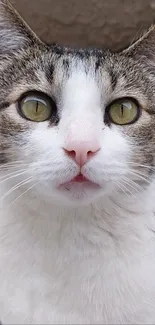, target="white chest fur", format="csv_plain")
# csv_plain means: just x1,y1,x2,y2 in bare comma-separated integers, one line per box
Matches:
0,192,155,324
